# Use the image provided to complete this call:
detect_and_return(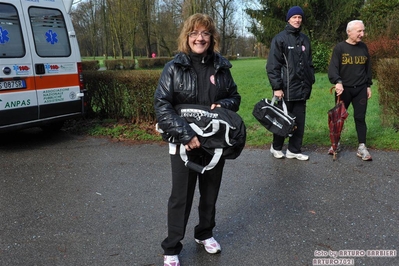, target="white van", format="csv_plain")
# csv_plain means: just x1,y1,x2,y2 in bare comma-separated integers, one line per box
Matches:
0,0,85,132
